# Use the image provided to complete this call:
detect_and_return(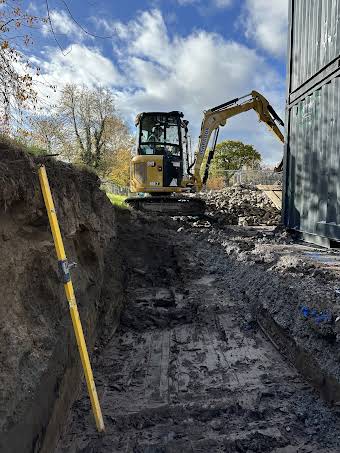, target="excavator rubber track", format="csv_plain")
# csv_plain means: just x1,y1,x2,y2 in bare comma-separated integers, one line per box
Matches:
126,195,206,216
